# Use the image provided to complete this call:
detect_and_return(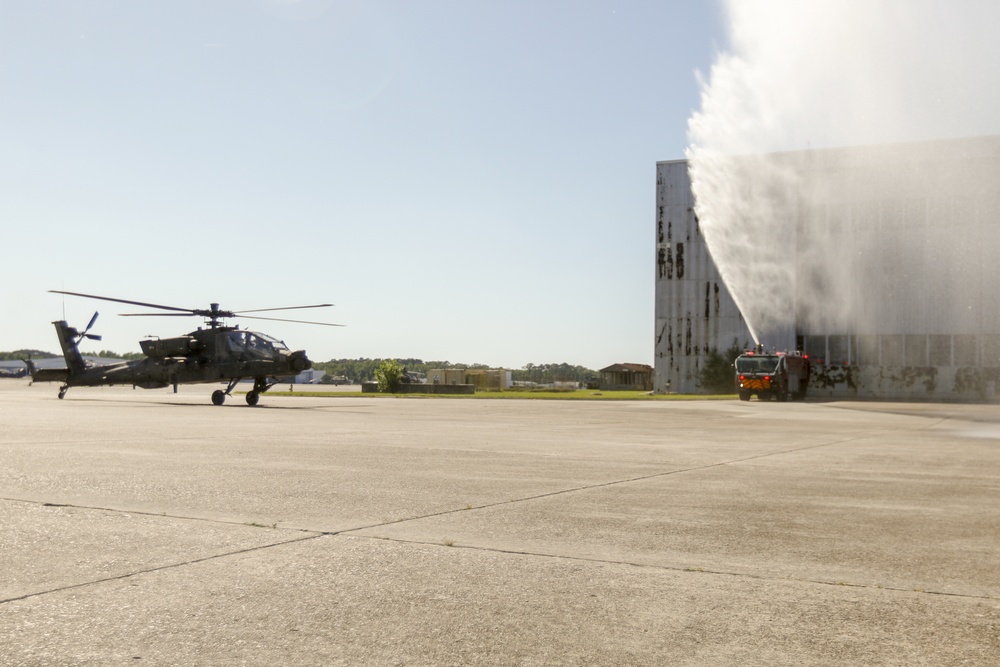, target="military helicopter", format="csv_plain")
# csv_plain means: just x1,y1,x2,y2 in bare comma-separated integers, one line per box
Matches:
27,290,341,406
